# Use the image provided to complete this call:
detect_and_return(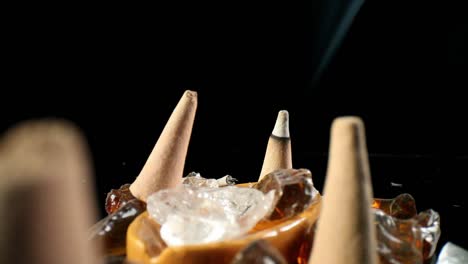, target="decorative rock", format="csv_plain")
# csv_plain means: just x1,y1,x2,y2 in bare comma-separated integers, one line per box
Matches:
255,169,318,220
146,185,275,246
